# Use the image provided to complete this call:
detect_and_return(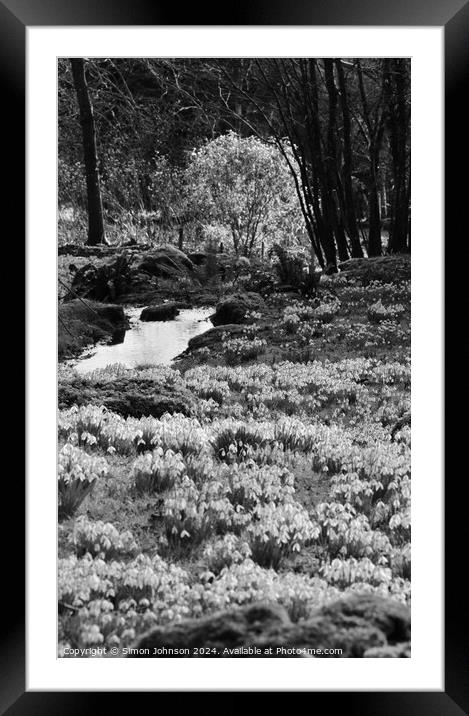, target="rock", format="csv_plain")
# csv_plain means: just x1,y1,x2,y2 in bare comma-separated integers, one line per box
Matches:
136,245,194,278
58,300,128,359
129,594,410,658
130,271,157,287
140,302,180,322
185,324,245,353
211,292,265,327
68,256,132,301
130,602,296,658
319,593,410,641
364,642,411,658
96,304,128,325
